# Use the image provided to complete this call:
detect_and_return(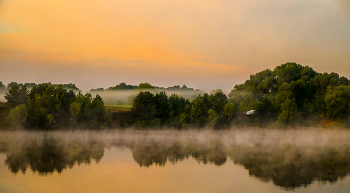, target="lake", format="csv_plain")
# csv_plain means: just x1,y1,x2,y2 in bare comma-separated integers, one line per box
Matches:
1,128,350,193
